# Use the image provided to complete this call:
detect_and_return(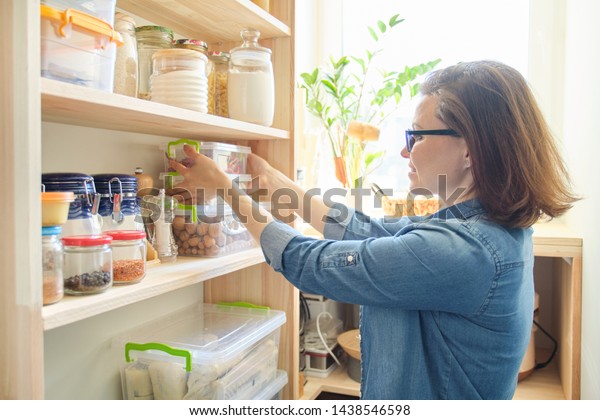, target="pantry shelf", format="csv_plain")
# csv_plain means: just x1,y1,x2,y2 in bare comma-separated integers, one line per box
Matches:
42,247,265,331
41,78,290,141
117,0,291,43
